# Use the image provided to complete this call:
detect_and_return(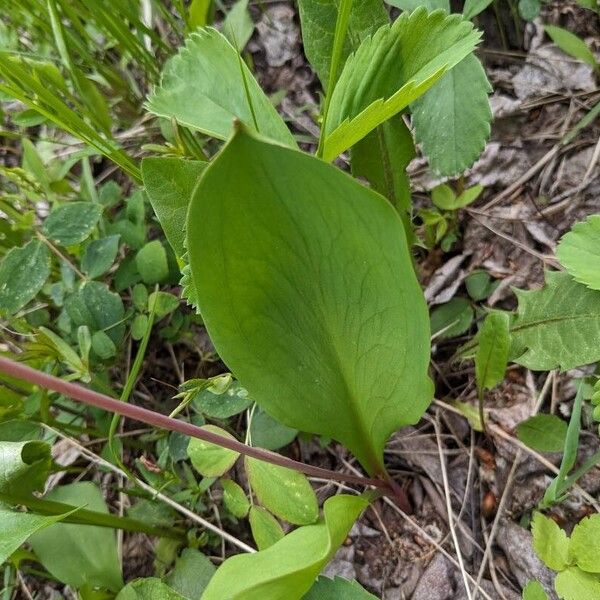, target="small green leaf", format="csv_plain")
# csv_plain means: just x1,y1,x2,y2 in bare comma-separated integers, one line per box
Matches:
135,240,169,285
430,297,474,339
131,314,149,341
433,184,483,210
522,581,550,600
518,0,541,20
0,440,51,496
531,512,570,572
165,548,216,598
222,0,254,51
187,127,433,476
545,25,598,68
569,514,600,573
465,270,495,301
202,494,368,600
147,28,295,147
42,201,103,246
193,381,252,419
148,291,179,318
554,567,600,600
516,414,567,453
141,157,206,259
463,0,495,19
0,239,50,316
385,0,449,10
323,9,481,161
81,235,120,279
304,576,378,599
91,330,117,359
30,482,123,591
249,506,285,550
249,408,298,450
556,214,600,291
412,53,492,176
187,425,240,477
116,578,185,599
475,312,510,393
0,507,74,565
65,281,125,344
222,479,250,518
245,458,318,525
